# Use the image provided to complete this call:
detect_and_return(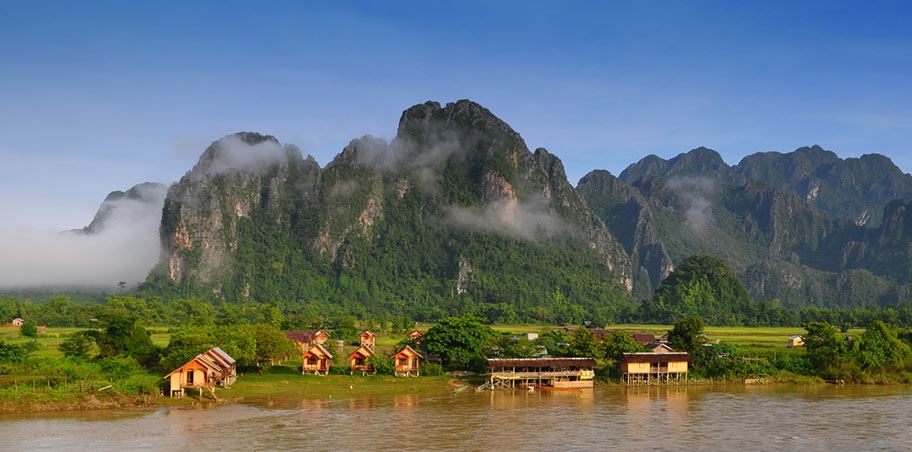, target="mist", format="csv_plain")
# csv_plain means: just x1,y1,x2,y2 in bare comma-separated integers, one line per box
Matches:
0,185,167,289
190,134,289,180
444,196,568,241
667,176,716,234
